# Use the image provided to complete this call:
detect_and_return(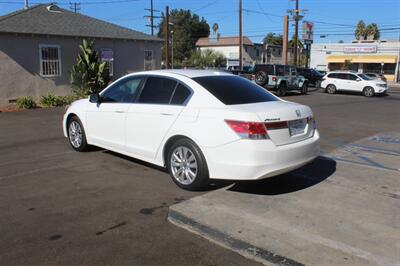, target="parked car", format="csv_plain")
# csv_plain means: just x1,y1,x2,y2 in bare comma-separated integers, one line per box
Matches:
297,67,325,87
320,71,388,97
228,65,255,81
63,70,320,190
364,72,387,83
254,64,309,96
